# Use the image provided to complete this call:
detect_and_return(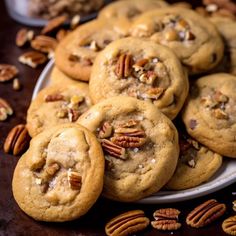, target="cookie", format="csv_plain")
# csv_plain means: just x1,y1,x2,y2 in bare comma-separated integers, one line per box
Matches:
166,133,222,190
12,124,104,222
27,83,92,137
55,19,127,81
210,16,236,75
99,0,168,20
130,7,224,74
78,96,179,202
182,73,236,158
89,37,189,120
